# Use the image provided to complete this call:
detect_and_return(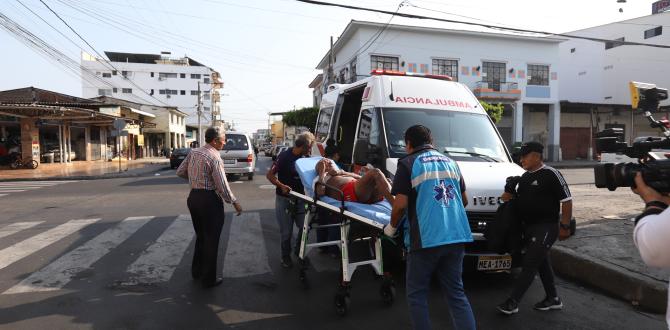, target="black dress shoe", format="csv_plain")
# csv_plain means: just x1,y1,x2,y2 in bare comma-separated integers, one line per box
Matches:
202,277,223,288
